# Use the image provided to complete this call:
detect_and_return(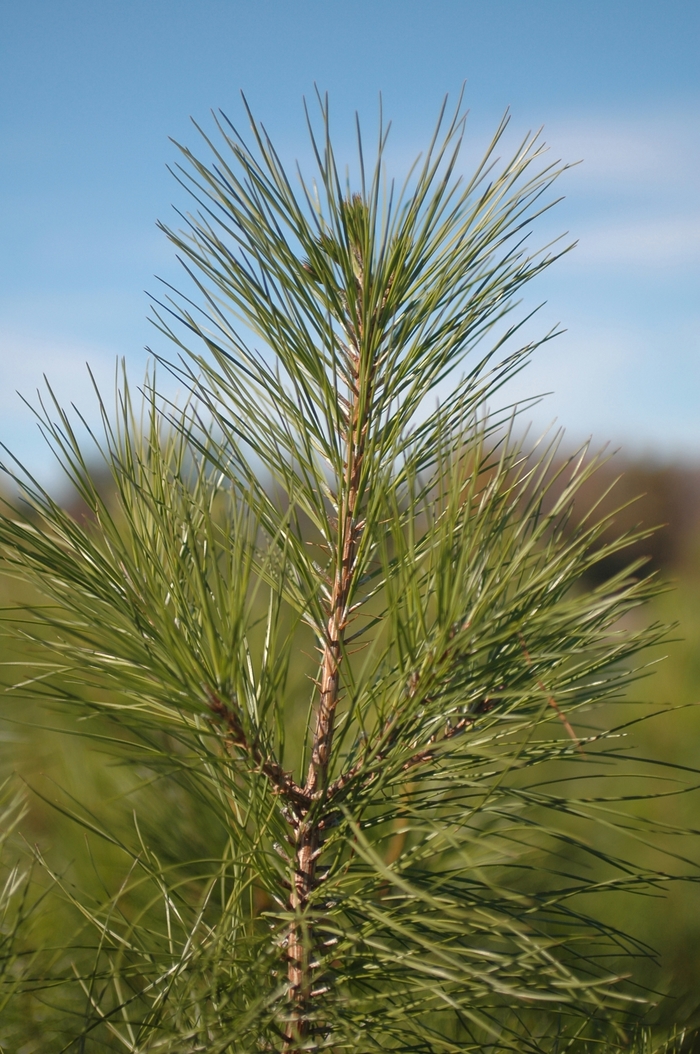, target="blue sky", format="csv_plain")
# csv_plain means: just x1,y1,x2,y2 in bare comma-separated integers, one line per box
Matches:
1,0,698,485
